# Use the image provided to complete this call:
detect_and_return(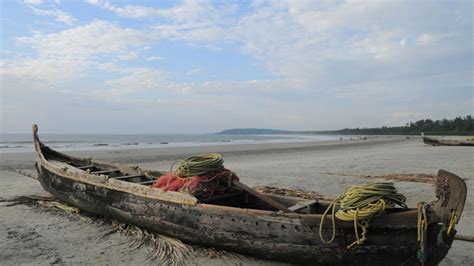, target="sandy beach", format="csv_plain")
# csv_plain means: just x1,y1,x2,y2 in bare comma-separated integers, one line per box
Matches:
1,136,473,265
